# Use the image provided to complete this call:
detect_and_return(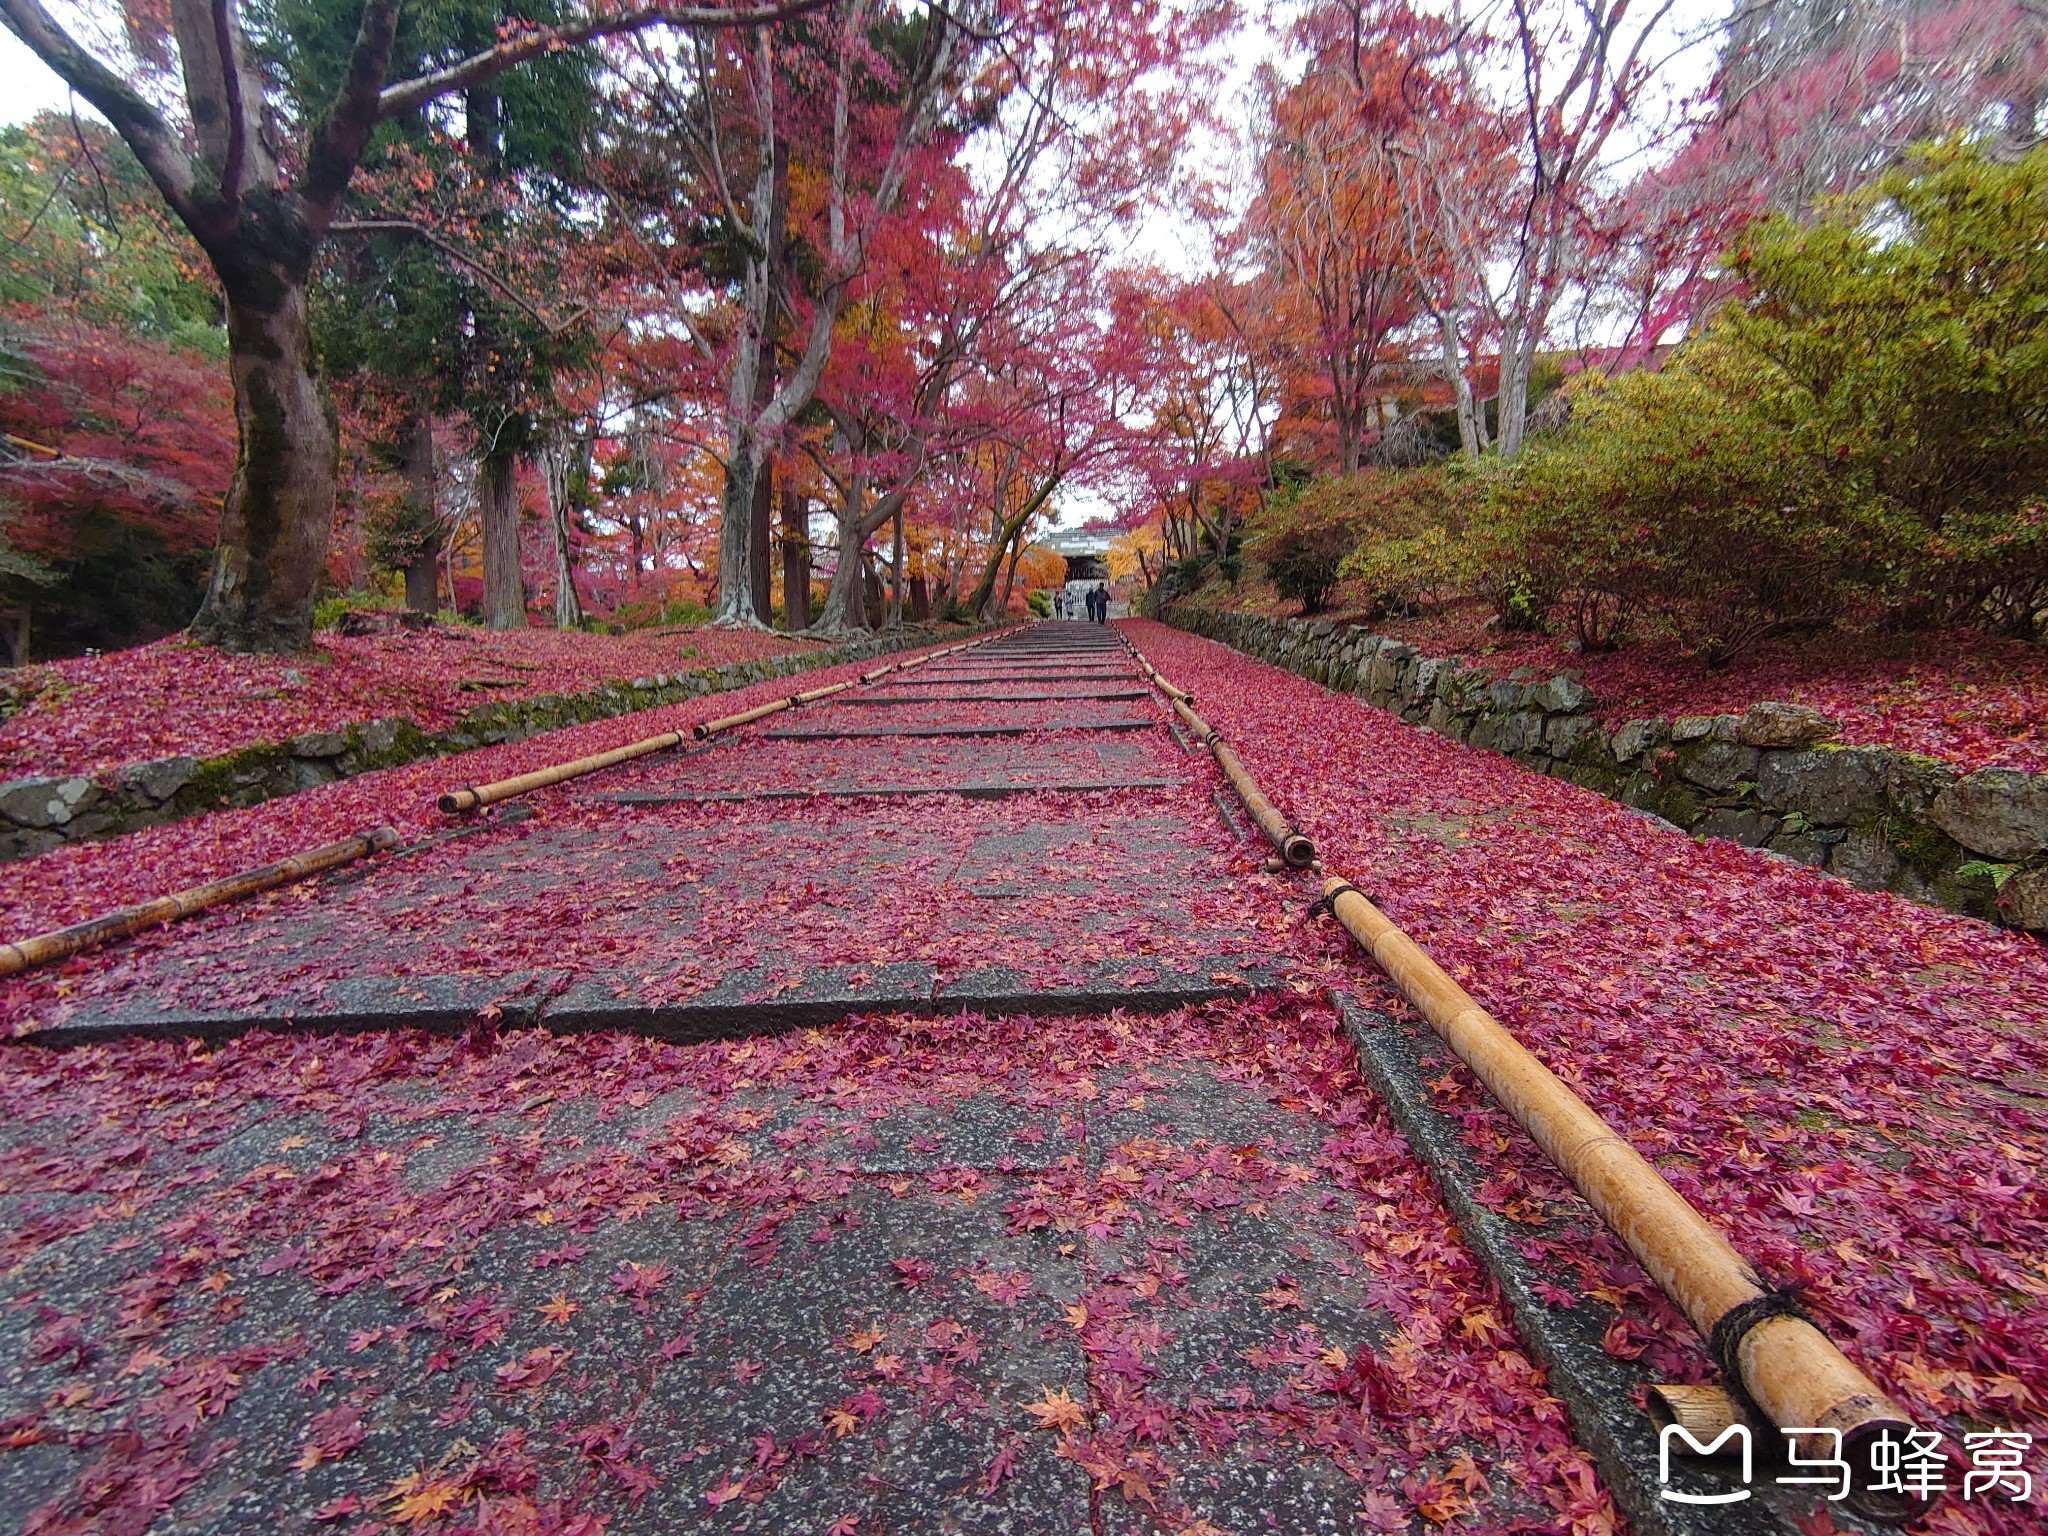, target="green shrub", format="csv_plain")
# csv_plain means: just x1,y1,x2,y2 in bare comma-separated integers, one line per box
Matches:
1027,589,1052,617
1262,528,1349,613
1728,141,2048,636
1492,351,1891,663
